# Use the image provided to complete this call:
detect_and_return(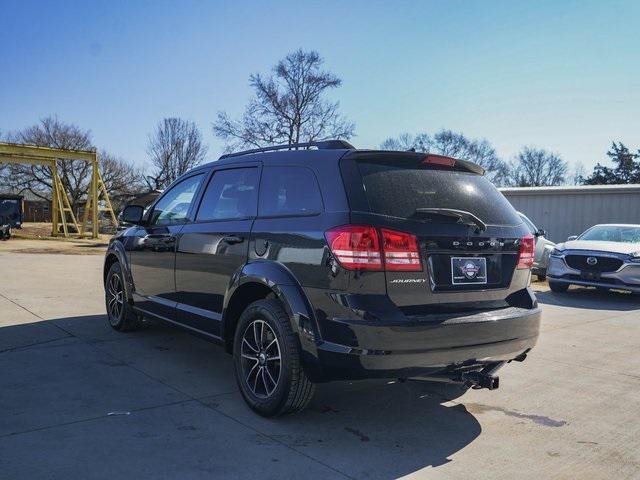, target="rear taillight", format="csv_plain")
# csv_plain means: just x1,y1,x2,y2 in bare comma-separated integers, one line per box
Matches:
325,225,421,272
381,228,421,271
516,234,535,269
324,225,382,270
